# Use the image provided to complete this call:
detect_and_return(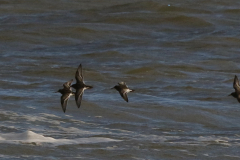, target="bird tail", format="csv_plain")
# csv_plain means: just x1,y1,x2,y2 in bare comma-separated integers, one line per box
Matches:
130,89,135,92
